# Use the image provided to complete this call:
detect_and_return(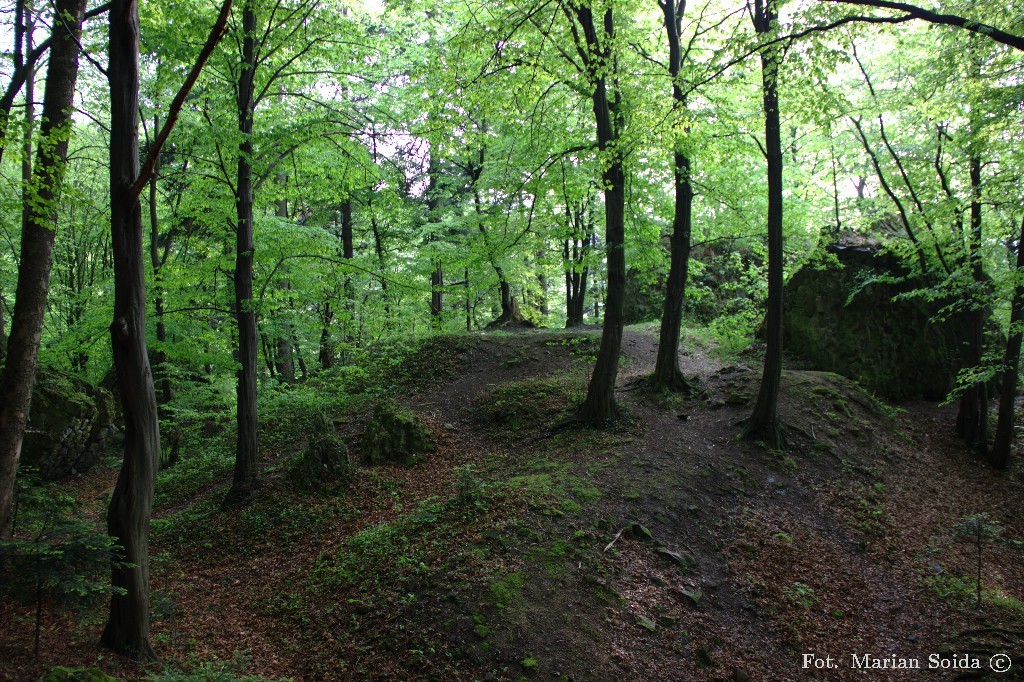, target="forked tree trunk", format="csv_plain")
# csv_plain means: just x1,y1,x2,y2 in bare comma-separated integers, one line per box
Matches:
0,0,85,539
224,0,260,506
991,212,1024,468
564,219,591,328
745,0,785,448
104,0,233,652
101,0,159,661
652,0,695,394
